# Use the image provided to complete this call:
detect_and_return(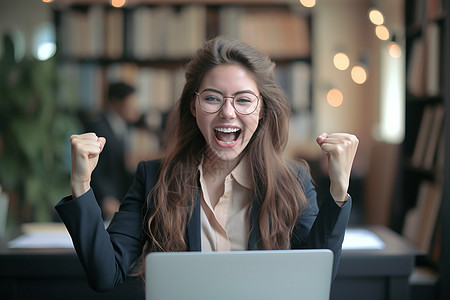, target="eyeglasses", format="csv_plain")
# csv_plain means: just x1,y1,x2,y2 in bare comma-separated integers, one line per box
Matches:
195,89,260,115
